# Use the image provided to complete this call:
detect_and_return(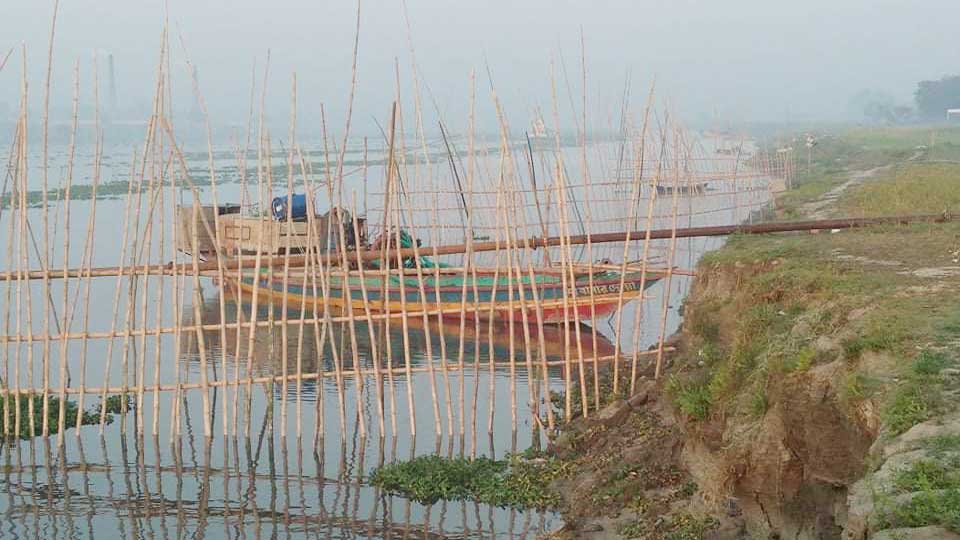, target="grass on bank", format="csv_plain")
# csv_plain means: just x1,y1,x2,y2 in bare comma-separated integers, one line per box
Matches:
669,124,960,428
763,125,960,219
666,125,960,536
617,512,718,540
881,436,960,532
369,452,572,509
840,162,960,217
669,222,960,428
